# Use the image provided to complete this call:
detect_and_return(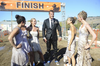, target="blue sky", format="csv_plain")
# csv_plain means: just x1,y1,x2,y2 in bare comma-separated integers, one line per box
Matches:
0,0,100,22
